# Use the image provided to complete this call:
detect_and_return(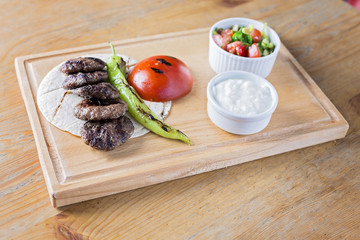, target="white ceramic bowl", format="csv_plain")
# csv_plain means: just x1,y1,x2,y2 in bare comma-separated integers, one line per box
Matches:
207,71,278,135
209,17,281,78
